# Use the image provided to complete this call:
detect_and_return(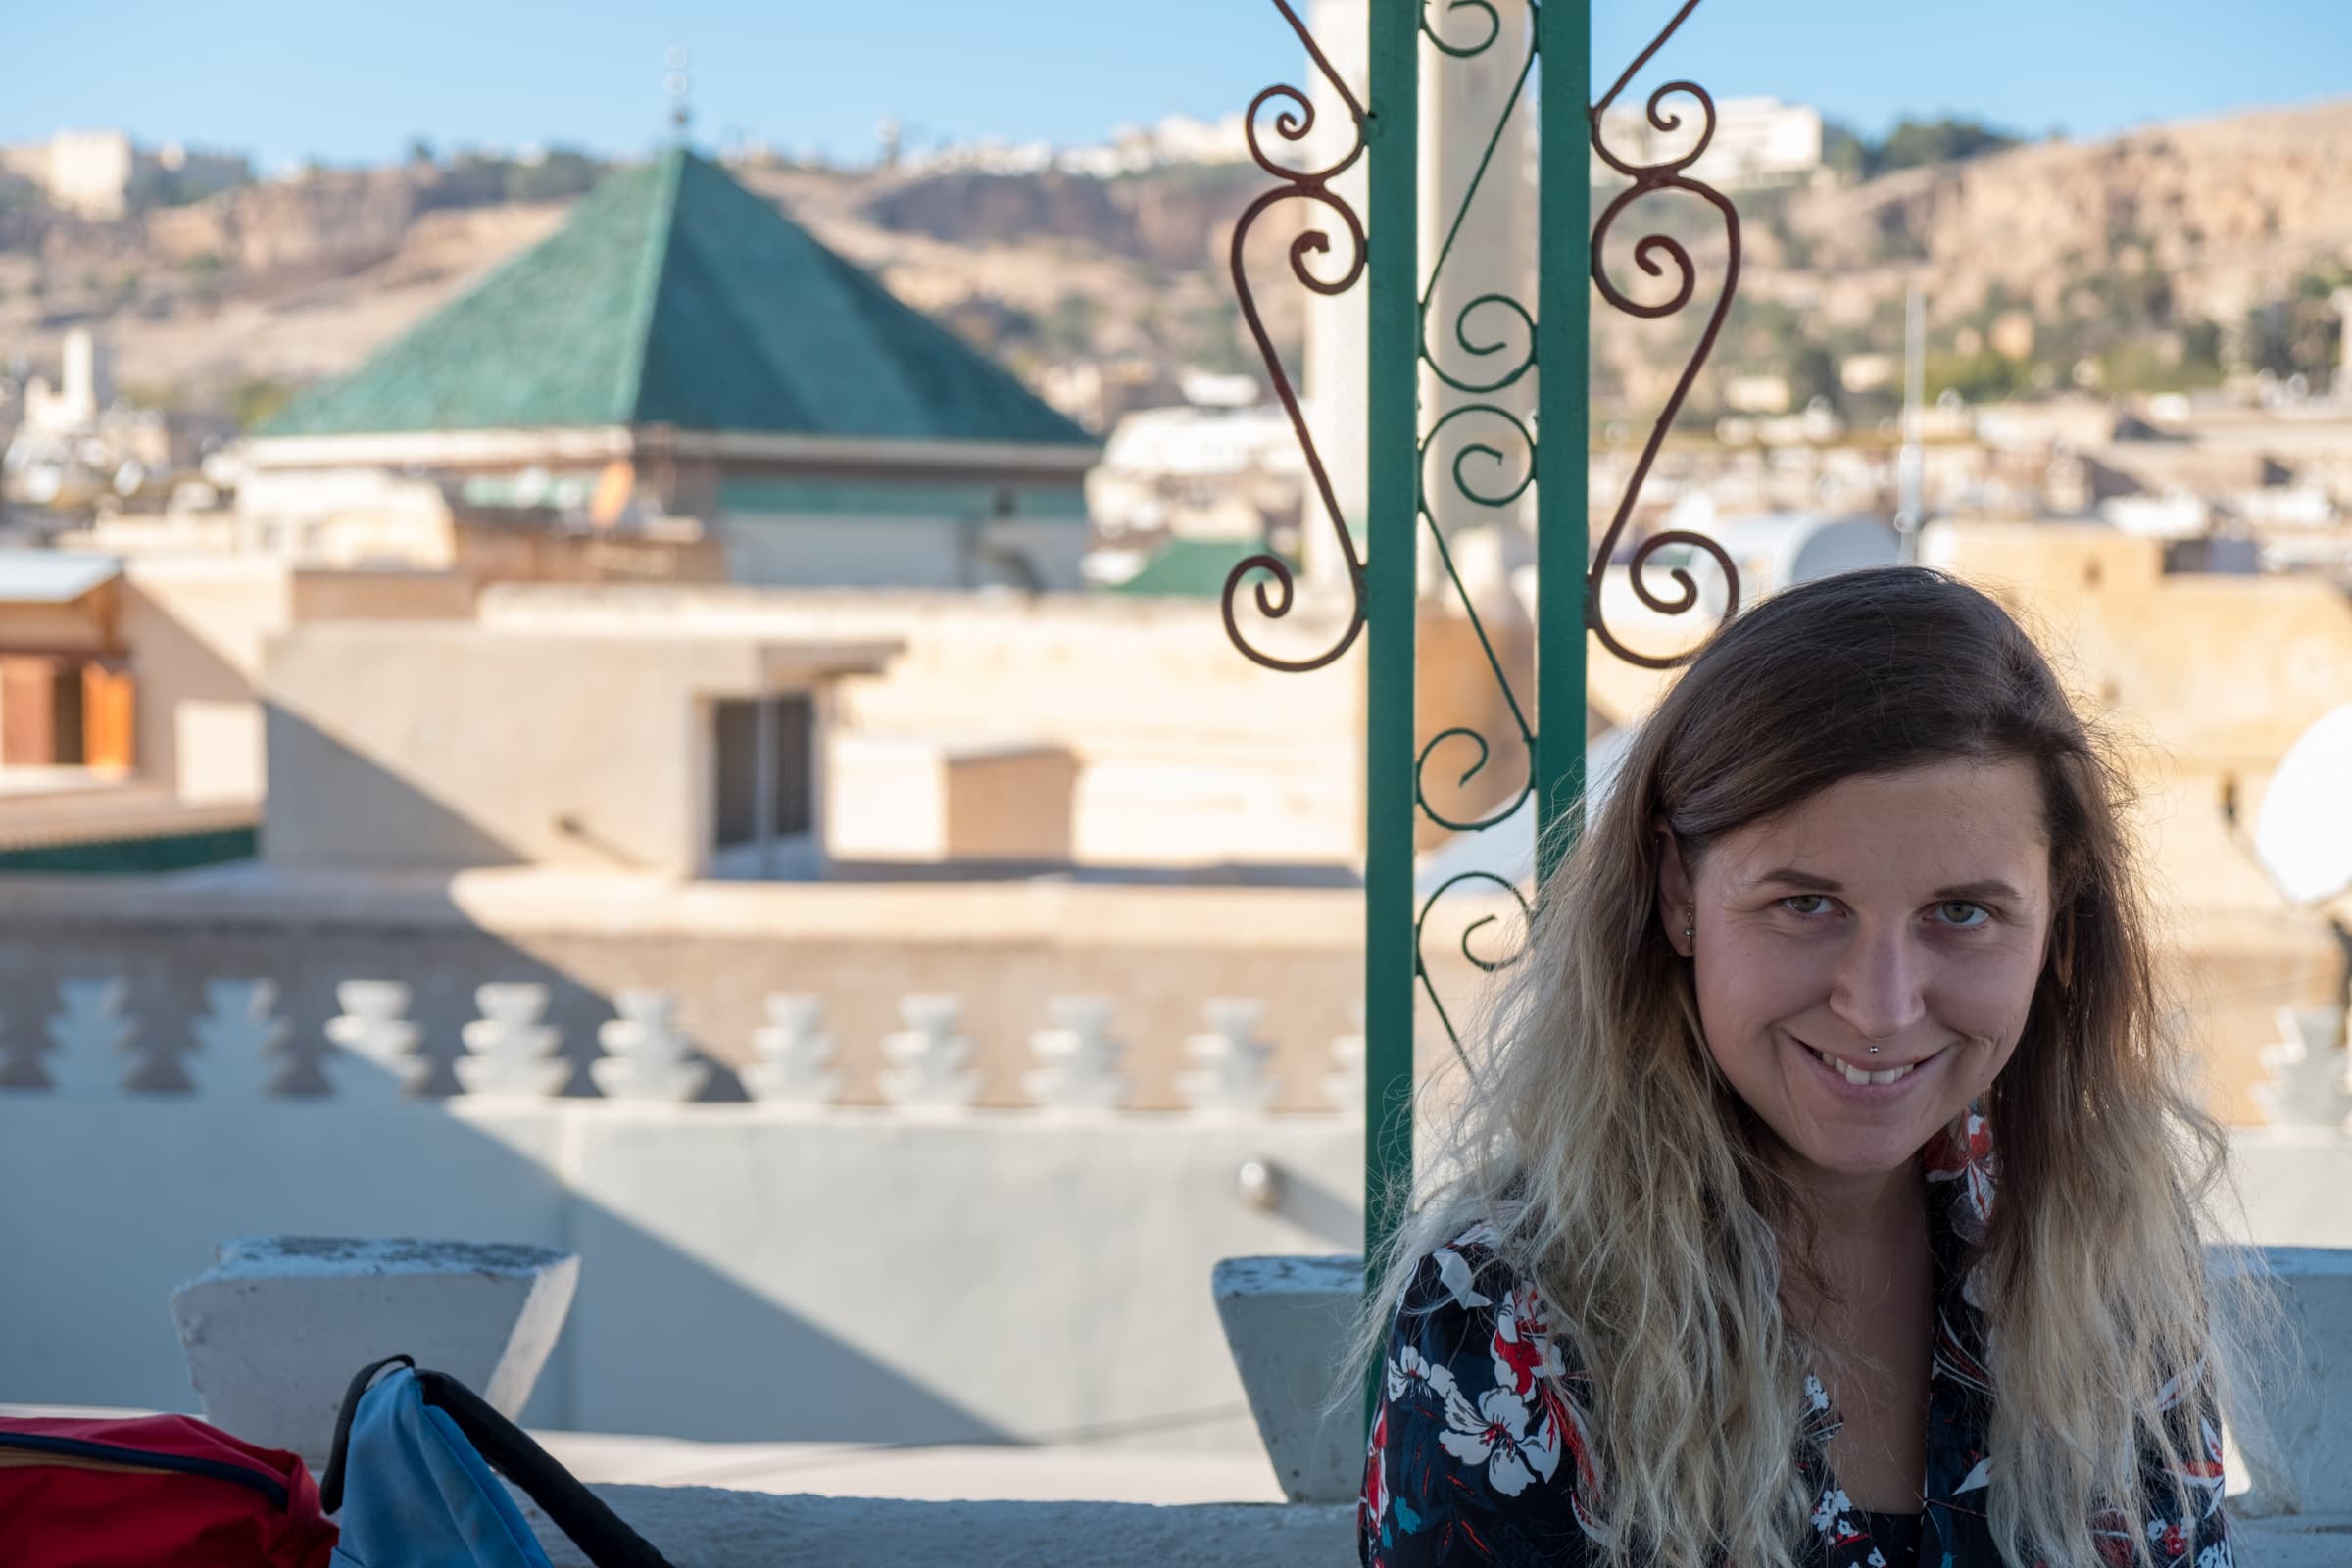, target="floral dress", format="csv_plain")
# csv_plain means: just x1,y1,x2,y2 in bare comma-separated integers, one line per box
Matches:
1359,1112,2232,1567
